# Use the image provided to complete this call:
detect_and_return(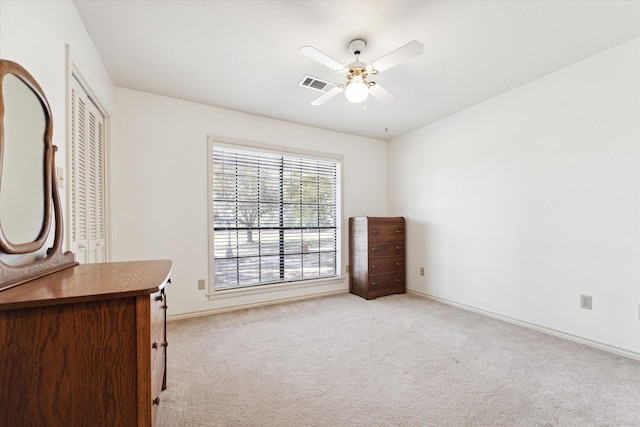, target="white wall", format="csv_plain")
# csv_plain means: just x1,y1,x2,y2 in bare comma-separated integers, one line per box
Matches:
0,0,115,168
113,88,388,316
389,38,640,356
